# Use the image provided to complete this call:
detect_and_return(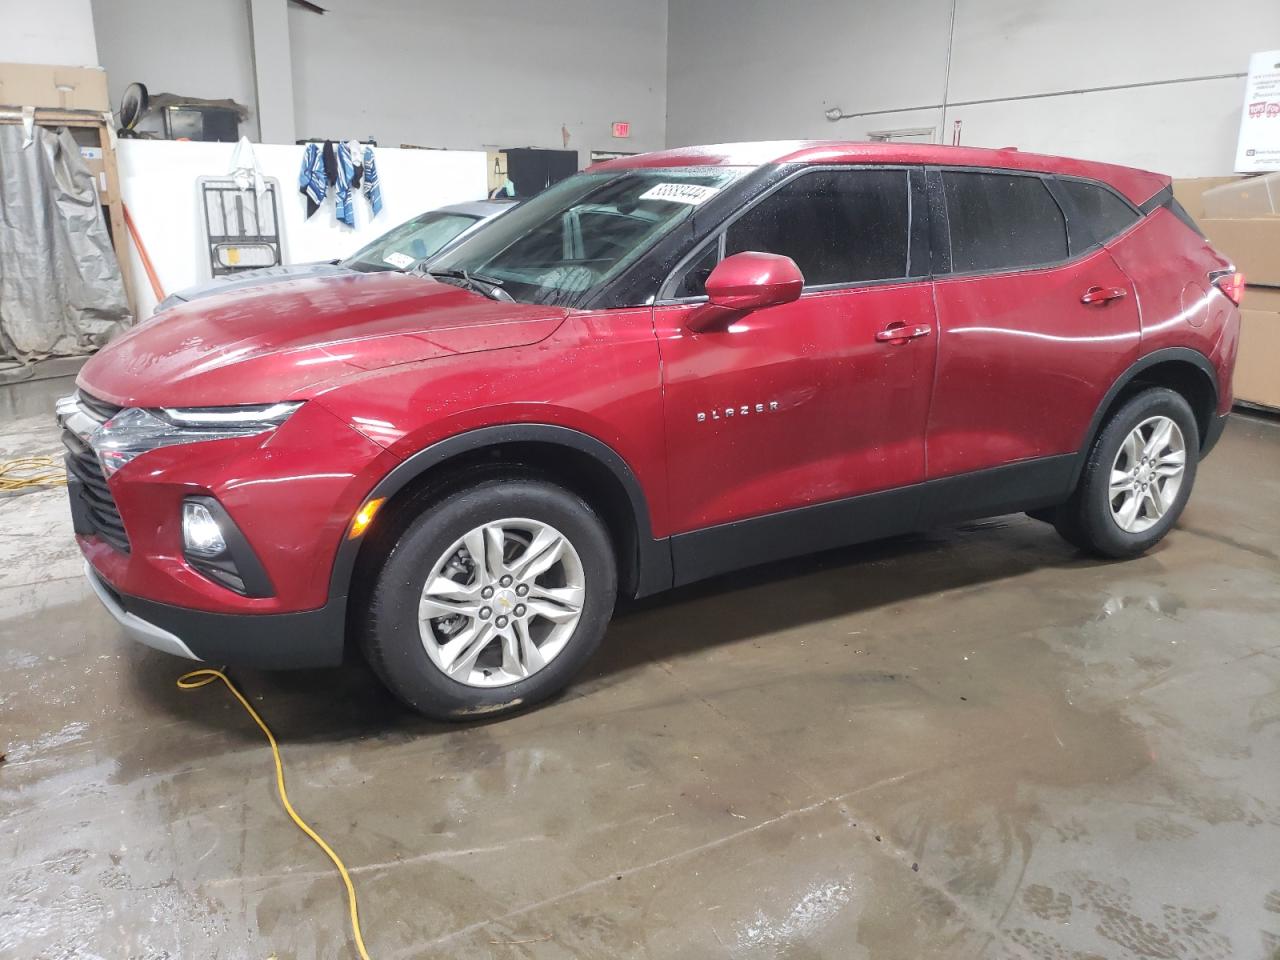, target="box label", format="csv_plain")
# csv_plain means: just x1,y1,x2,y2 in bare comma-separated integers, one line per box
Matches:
1236,50,1280,173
